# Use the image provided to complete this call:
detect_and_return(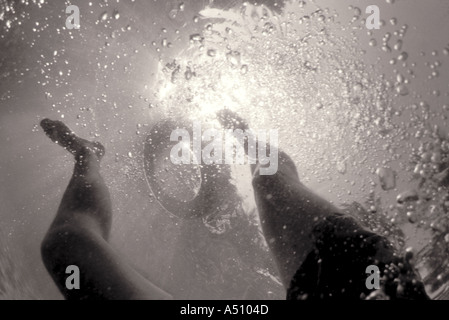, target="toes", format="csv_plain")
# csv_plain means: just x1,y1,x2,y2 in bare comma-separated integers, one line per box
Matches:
217,110,236,128
40,118,55,132
40,120,60,141
40,119,72,137
40,119,63,135
40,118,105,159
217,110,247,130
